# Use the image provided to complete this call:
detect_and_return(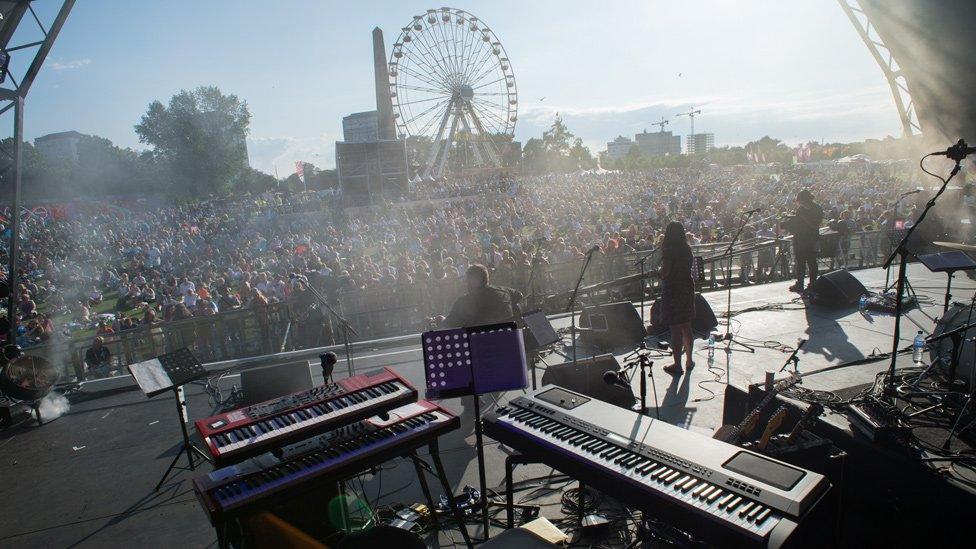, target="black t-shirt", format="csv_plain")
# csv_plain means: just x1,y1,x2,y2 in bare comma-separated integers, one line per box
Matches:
85,346,111,367
791,201,824,242
444,285,519,328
